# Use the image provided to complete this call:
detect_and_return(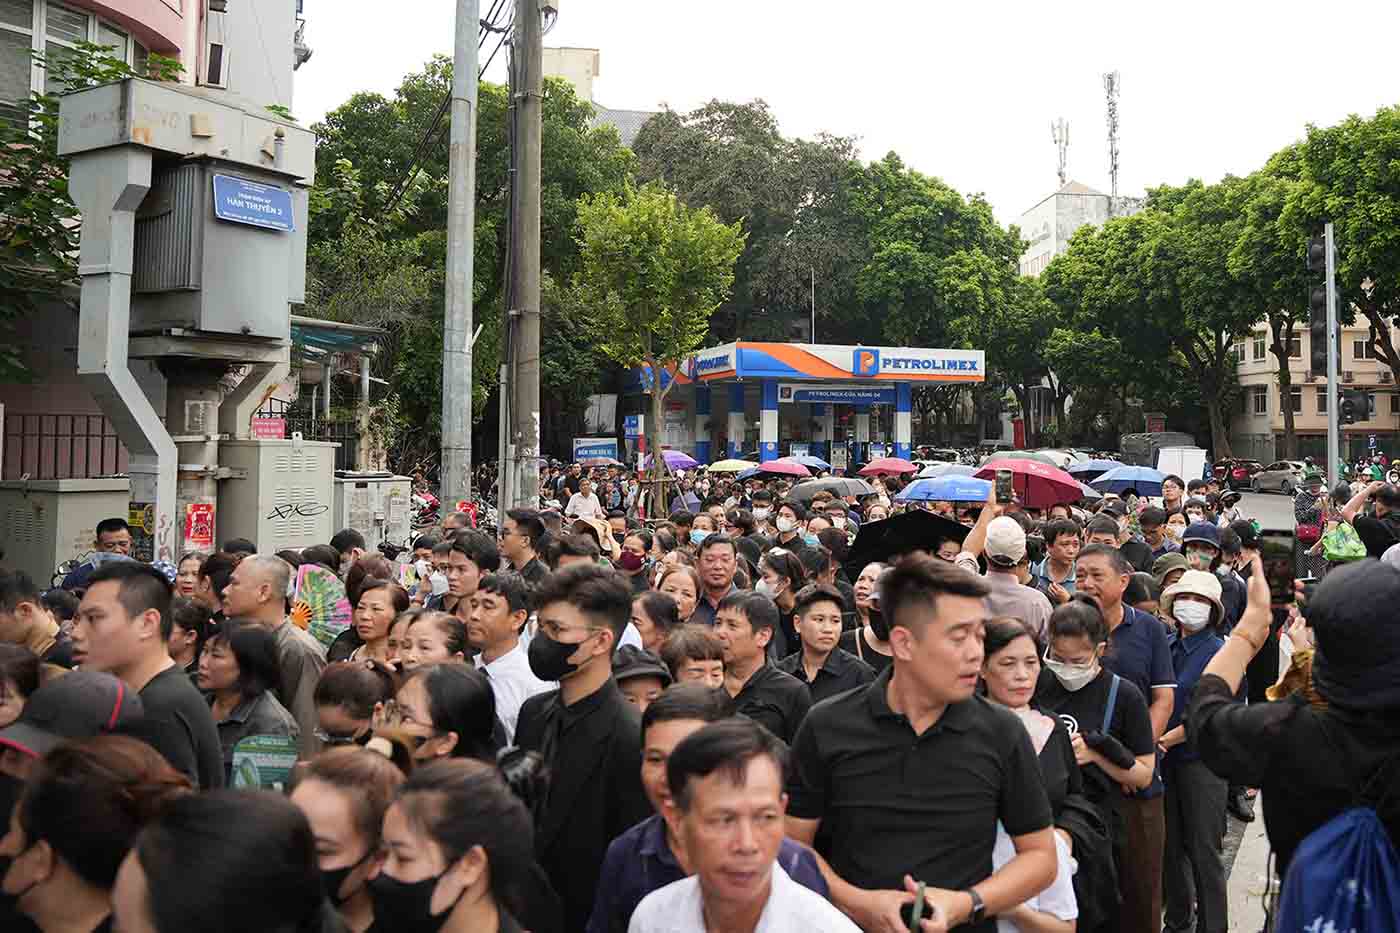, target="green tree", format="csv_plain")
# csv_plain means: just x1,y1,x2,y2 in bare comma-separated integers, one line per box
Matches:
572,183,745,514
0,43,180,378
